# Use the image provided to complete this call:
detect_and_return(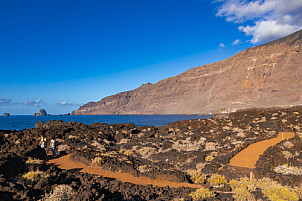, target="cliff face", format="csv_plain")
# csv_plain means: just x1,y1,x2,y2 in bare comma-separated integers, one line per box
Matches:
72,30,302,115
